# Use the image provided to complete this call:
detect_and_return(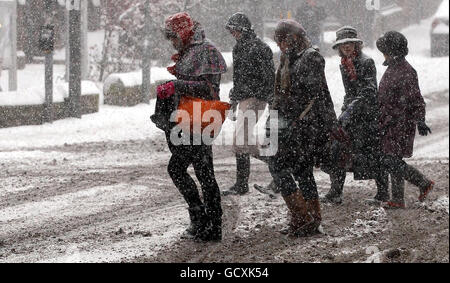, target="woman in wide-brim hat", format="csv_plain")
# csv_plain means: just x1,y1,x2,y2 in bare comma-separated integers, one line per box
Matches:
331,26,363,50
321,26,390,205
